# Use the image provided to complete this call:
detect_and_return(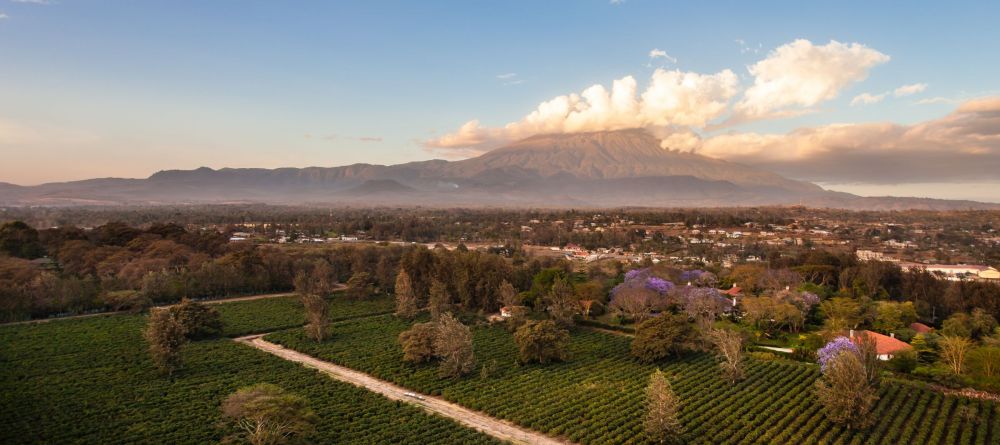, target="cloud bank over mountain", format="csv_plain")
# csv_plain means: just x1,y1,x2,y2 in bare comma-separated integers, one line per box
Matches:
420,38,1000,187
